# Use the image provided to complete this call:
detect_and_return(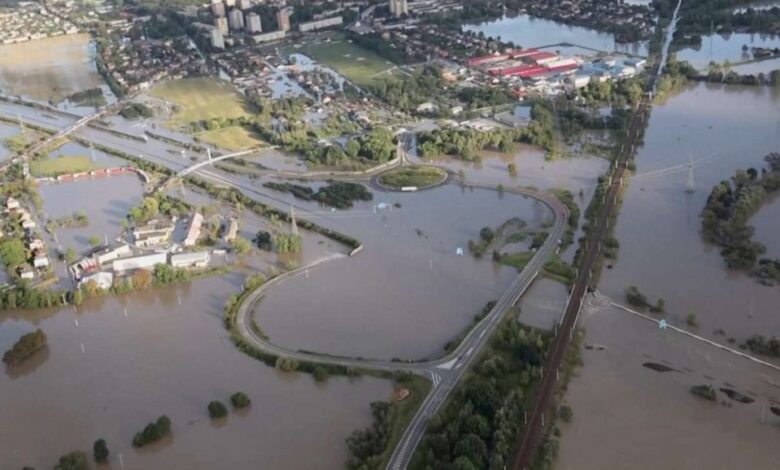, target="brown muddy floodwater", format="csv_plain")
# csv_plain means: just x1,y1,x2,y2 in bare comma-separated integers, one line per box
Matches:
0,34,104,103
0,122,20,162
0,273,390,469
557,299,780,469
38,174,144,254
254,184,554,360
600,82,780,348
